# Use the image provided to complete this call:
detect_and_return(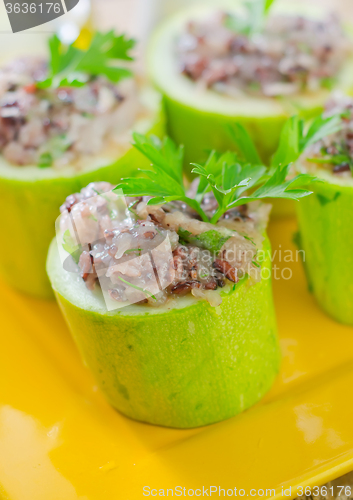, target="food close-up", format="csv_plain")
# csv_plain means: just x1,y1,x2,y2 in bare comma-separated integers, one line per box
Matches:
0,31,162,298
149,0,353,167
2,0,353,499
296,94,353,325
48,128,319,428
